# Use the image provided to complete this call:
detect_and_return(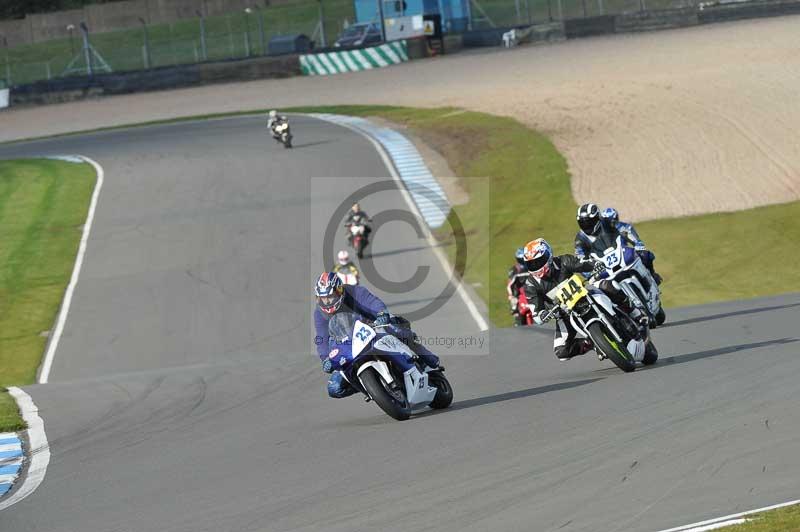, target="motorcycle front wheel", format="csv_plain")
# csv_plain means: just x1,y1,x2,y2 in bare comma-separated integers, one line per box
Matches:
427,371,453,410
587,322,636,373
360,367,411,421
